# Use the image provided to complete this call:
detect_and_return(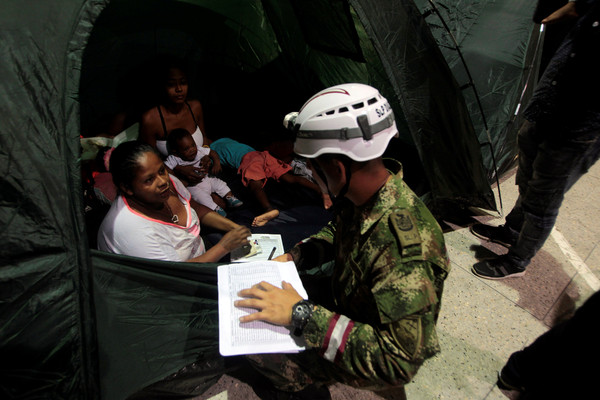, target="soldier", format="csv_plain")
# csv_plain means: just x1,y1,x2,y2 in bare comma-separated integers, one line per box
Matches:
234,83,450,399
